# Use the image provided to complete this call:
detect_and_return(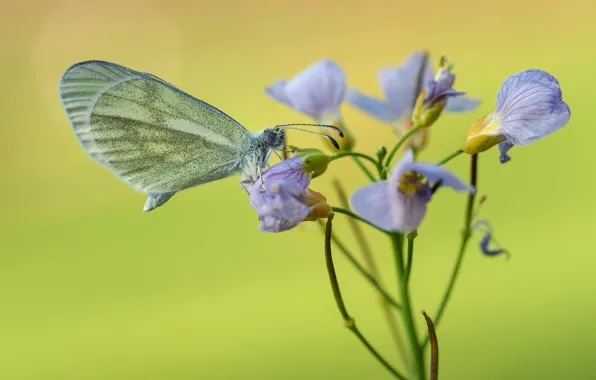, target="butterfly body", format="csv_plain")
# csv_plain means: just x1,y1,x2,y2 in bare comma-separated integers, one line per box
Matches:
59,61,284,211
